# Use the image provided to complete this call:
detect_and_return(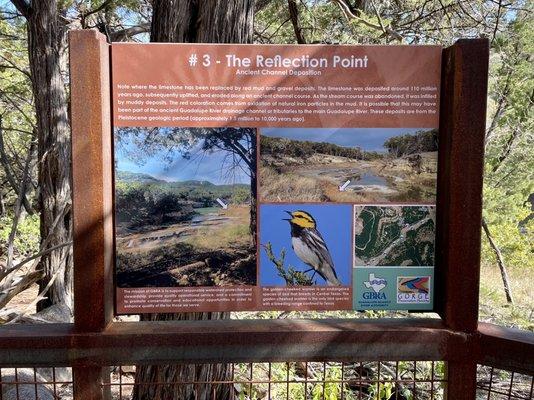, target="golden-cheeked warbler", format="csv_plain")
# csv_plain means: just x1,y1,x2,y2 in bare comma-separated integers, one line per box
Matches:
284,210,341,286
